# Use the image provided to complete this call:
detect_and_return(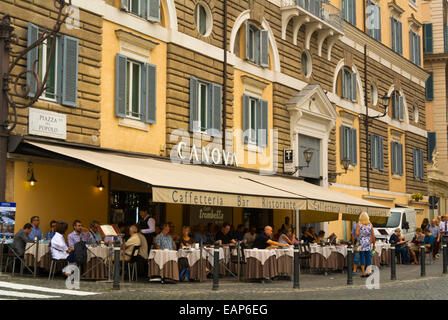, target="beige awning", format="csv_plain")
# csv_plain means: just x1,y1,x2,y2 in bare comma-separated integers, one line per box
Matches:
24,141,389,219
25,142,306,210
238,174,390,219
